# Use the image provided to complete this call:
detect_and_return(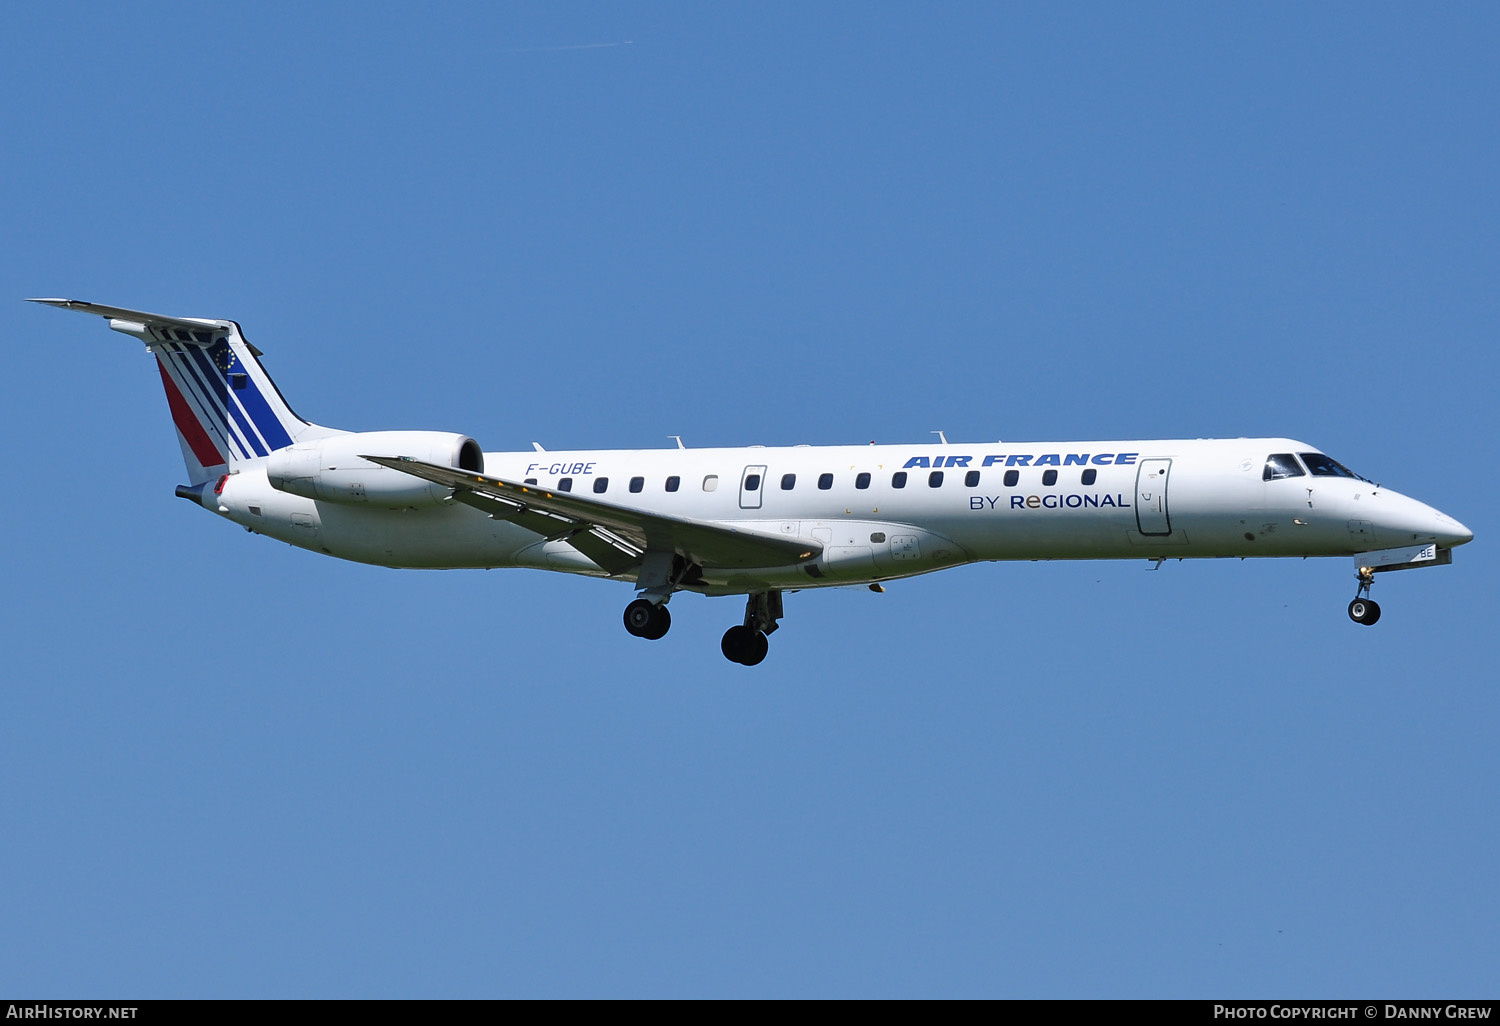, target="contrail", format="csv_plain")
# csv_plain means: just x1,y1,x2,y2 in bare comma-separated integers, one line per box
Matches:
500,40,633,54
